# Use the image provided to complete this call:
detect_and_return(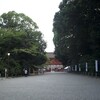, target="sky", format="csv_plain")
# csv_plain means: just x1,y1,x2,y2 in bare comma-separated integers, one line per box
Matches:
0,0,62,52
